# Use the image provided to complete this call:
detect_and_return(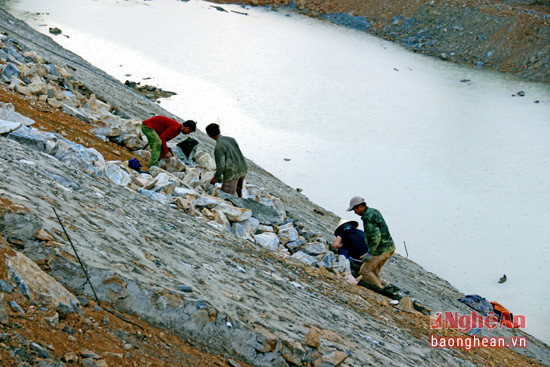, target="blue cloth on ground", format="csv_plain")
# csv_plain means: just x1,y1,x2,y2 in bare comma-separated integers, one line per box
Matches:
128,158,142,172
459,294,494,315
